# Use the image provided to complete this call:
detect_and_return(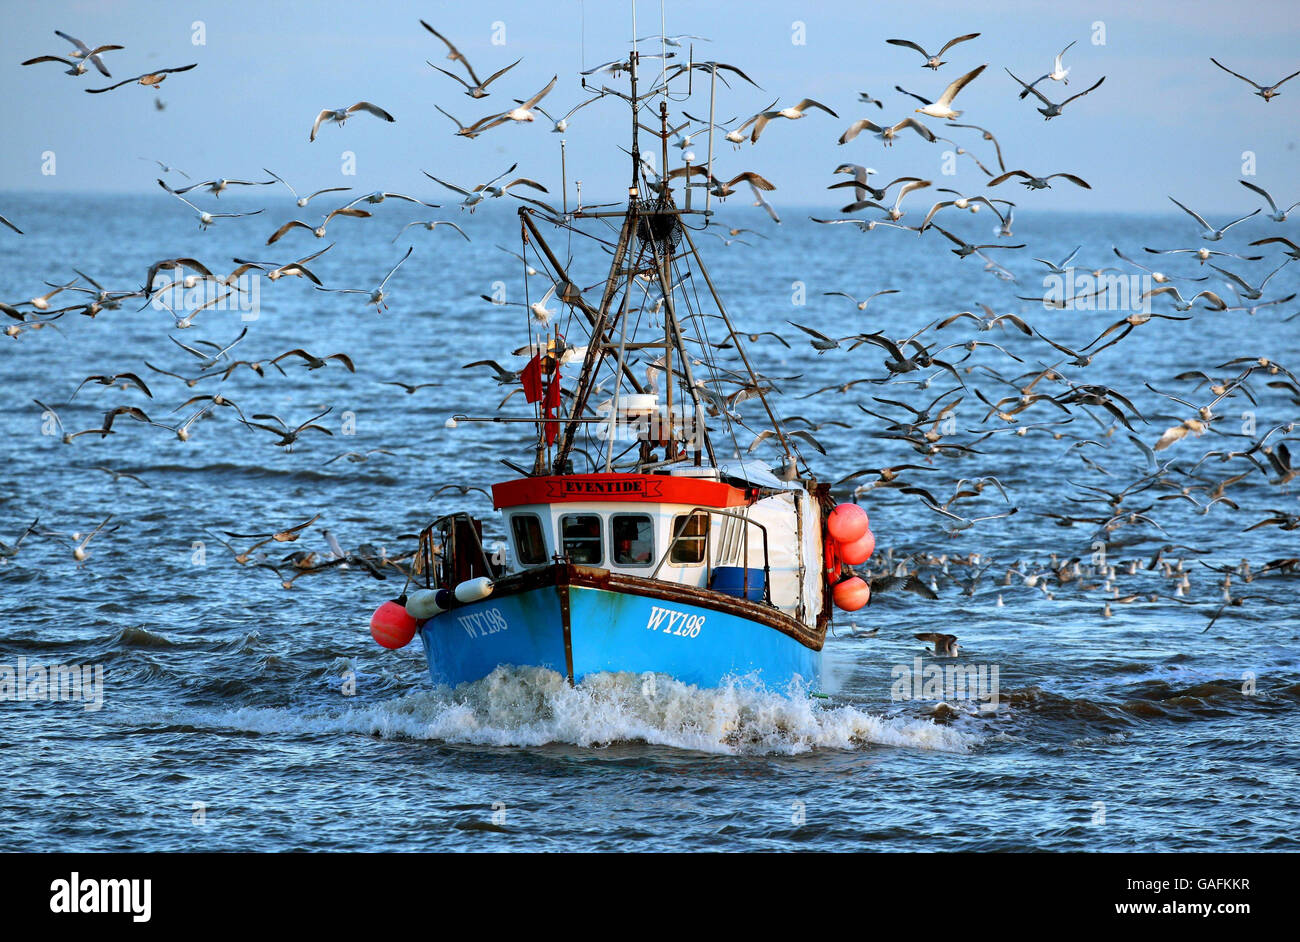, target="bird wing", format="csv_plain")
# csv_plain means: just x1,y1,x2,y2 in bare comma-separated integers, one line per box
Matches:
520,75,558,110
349,101,395,122
1239,179,1278,212
309,109,331,141
1209,57,1263,89
481,57,523,89
936,63,986,106
1060,75,1105,107
938,32,981,55
885,38,931,58
793,98,838,117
